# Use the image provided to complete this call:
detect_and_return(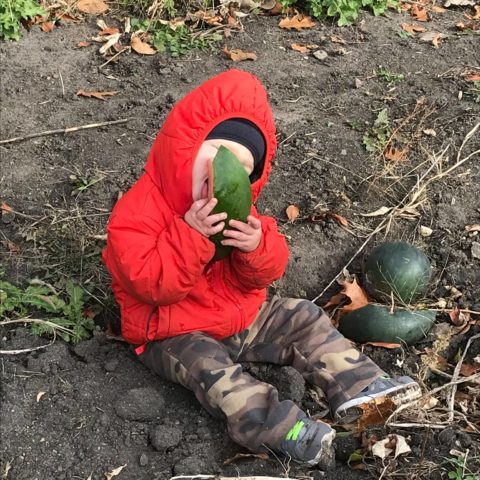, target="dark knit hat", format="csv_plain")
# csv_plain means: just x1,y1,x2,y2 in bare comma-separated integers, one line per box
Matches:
206,118,266,182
